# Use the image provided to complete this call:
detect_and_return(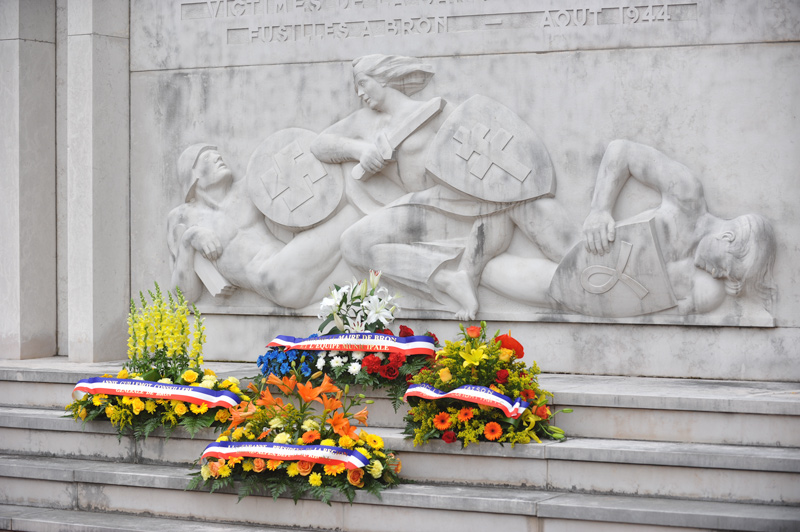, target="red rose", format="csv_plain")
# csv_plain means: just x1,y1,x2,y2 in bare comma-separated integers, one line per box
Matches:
379,364,400,380
424,332,438,345
362,355,382,374
497,334,524,359
495,369,509,385
398,325,414,337
465,326,481,338
535,405,550,420
442,430,457,444
376,328,393,336
388,352,406,366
